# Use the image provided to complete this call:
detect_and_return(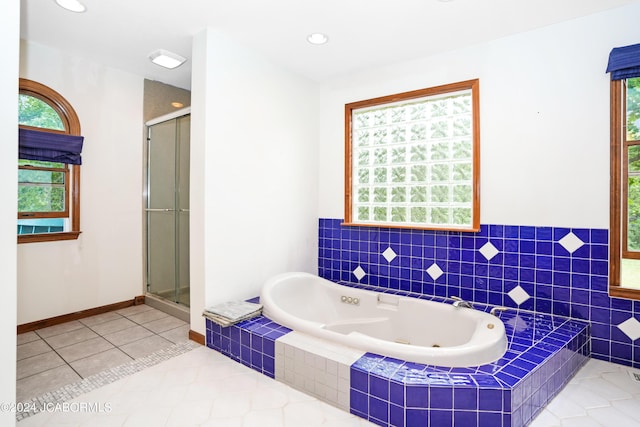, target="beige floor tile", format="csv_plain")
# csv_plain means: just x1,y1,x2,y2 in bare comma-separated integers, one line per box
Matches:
89,317,137,335
166,400,215,426
144,316,188,334
16,364,81,402
612,398,640,422
159,324,190,344
17,351,65,380
115,304,154,317
17,331,40,345
545,393,587,419
119,334,174,359
588,405,640,427
103,325,154,347
573,358,622,380
79,311,124,327
35,320,85,338
56,336,115,363
126,308,170,325
528,409,561,427
601,370,640,395
69,347,133,378
43,327,100,349
577,376,632,401
17,339,51,360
